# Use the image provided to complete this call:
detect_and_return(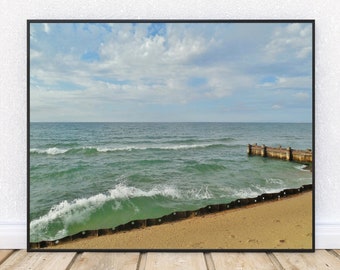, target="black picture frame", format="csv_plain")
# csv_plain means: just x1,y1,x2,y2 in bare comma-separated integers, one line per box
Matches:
27,19,315,252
